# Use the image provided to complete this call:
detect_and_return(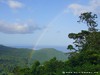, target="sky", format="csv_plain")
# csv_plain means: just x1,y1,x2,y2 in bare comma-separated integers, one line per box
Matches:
0,0,100,49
